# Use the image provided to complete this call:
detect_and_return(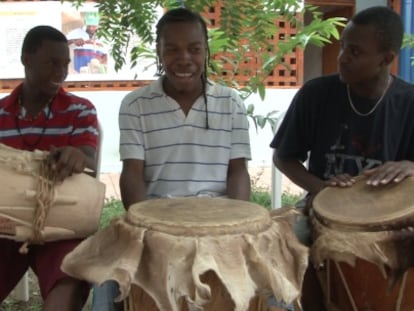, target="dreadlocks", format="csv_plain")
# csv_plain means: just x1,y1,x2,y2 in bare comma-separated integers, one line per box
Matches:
155,8,211,128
